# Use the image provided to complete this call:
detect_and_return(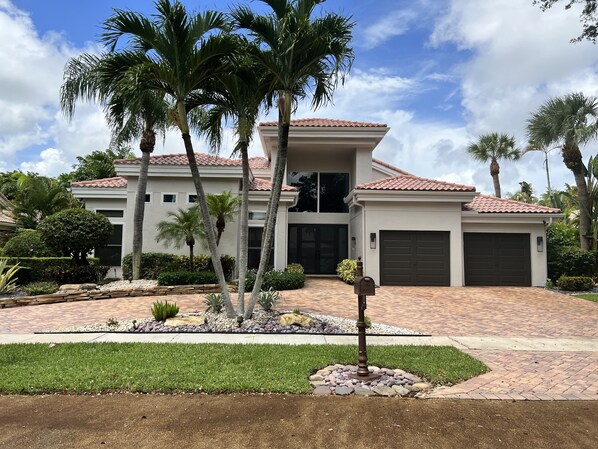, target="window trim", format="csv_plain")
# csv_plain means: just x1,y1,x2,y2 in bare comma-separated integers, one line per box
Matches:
288,171,350,214
92,208,125,267
161,193,178,204
187,193,198,204
144,193,152,204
